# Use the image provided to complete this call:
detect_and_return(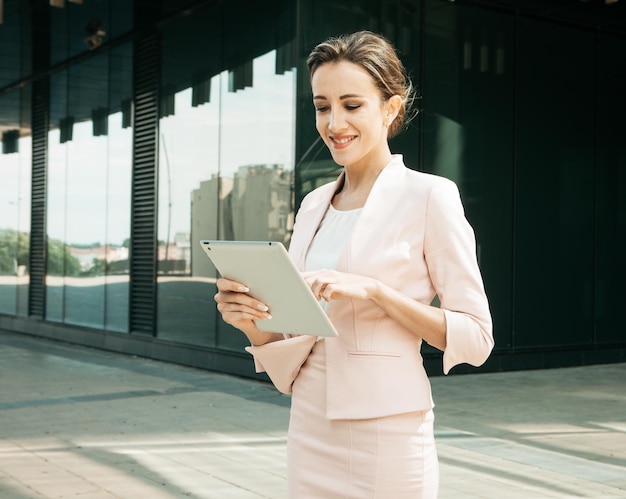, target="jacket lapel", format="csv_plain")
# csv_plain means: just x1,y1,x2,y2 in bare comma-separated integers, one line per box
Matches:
289,155,407,272
337,155,406,272
289,171,345,270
